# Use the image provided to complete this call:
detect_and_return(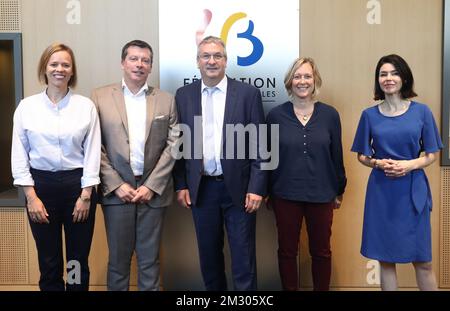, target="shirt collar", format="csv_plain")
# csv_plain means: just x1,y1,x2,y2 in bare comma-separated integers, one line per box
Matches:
122,78,149,97
42,88,72,109
201,76,227,94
